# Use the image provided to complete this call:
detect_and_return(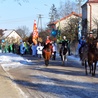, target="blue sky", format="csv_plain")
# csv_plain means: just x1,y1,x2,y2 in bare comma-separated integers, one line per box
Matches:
0,0,86,33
